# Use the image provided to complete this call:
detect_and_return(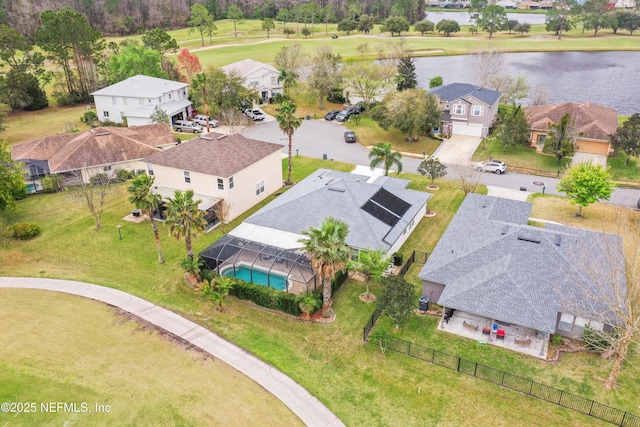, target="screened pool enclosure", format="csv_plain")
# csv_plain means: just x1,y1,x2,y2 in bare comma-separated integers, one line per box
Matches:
199,236,318,294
